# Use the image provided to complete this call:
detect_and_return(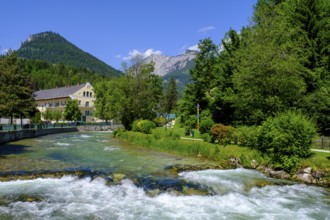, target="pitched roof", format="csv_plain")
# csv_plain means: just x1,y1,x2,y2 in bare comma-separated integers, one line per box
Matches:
34,83,88,100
